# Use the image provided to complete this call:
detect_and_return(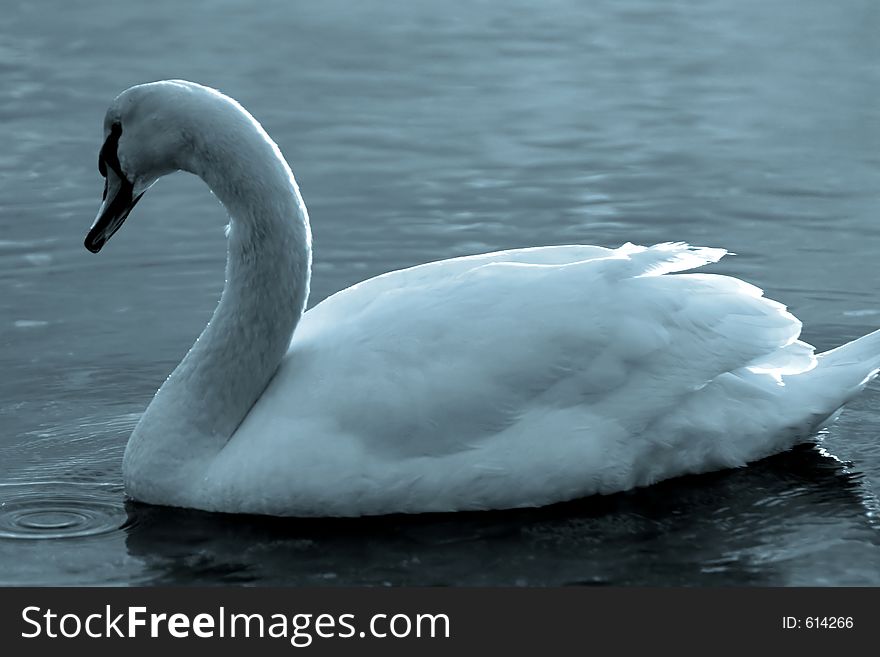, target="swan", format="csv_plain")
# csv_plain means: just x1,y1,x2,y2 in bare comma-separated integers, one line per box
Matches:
84,80,880,517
